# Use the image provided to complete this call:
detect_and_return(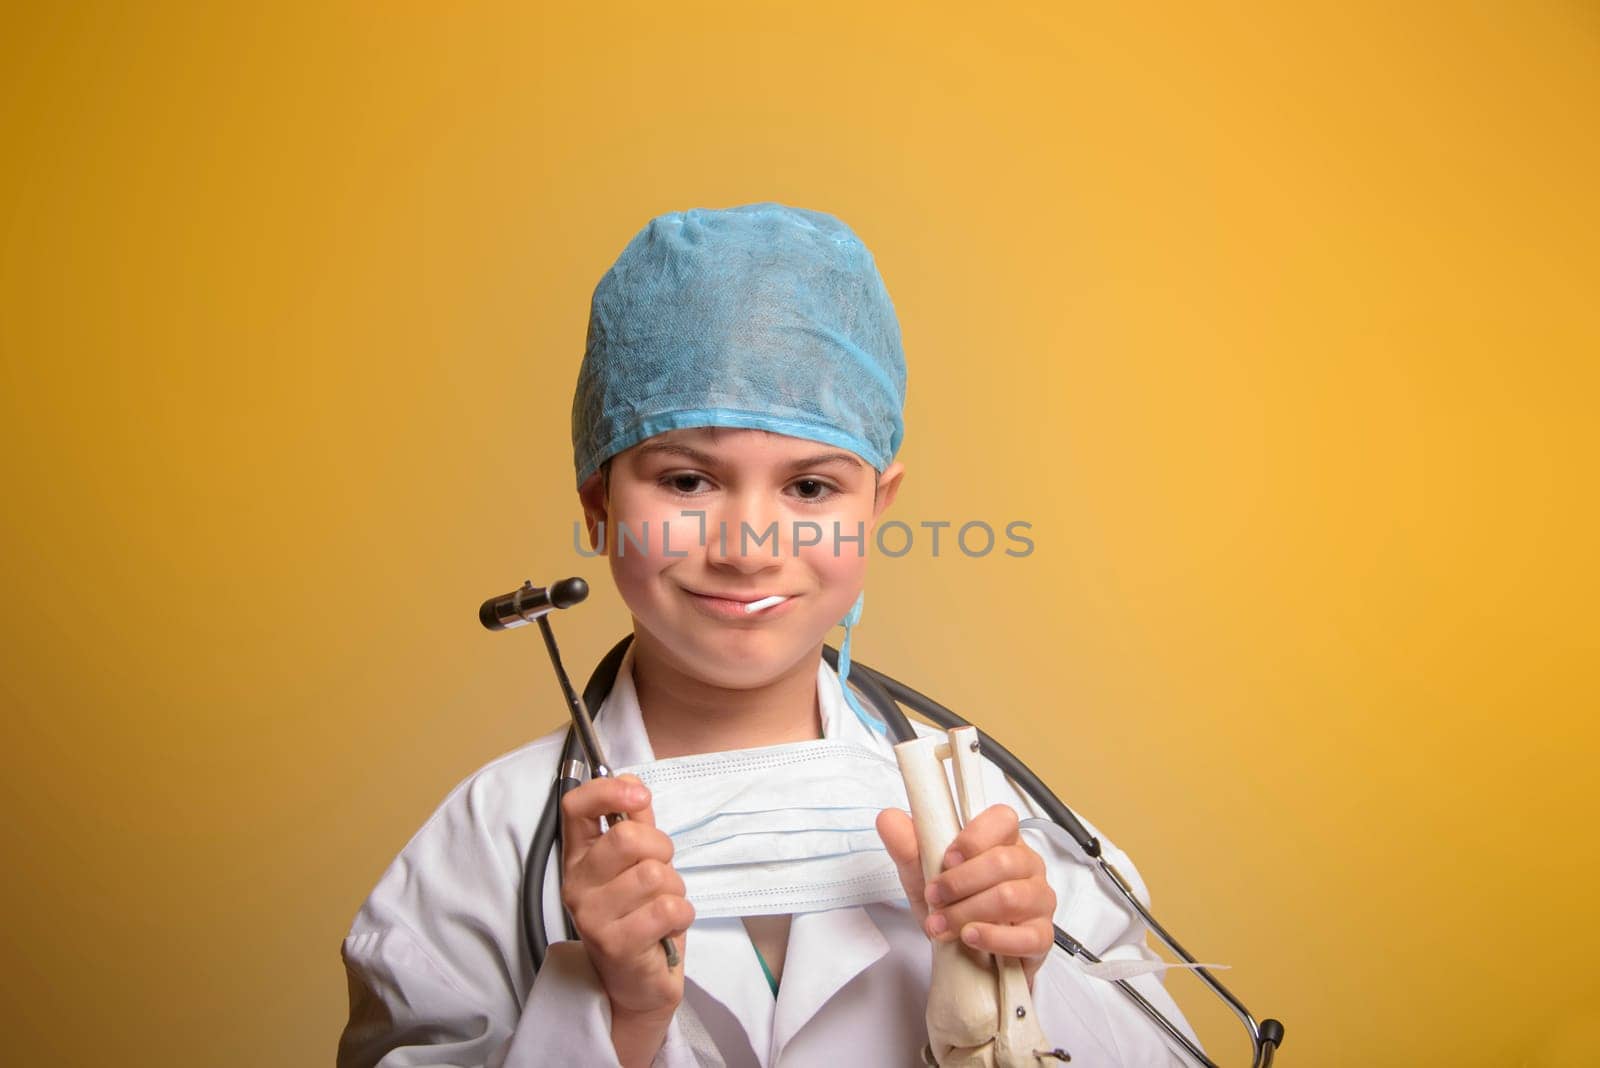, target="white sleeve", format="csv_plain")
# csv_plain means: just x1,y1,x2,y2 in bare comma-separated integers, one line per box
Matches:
967,751,1202,1067
1020,817,1203,1068
338,922,509,1067
340,926,713,1068
499,942,721,1068
337,751,715,1068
